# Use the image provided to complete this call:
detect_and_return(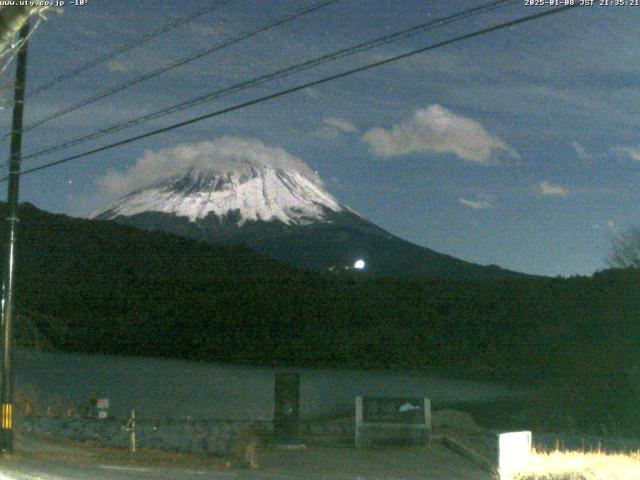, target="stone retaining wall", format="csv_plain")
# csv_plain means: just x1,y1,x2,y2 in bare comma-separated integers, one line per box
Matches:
300,417,355,446
17,415,356,455
18,416,273,455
